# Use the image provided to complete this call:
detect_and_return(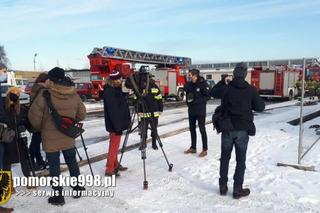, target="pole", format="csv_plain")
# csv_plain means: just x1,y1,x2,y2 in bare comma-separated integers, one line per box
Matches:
33,53,37,72
298,58,306,164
